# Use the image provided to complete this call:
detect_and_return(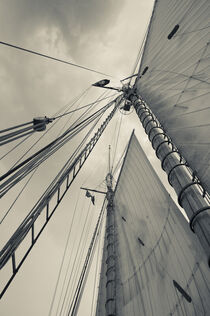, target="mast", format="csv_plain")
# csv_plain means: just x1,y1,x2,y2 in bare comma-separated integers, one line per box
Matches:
105,166,116,315
125,90,210,263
